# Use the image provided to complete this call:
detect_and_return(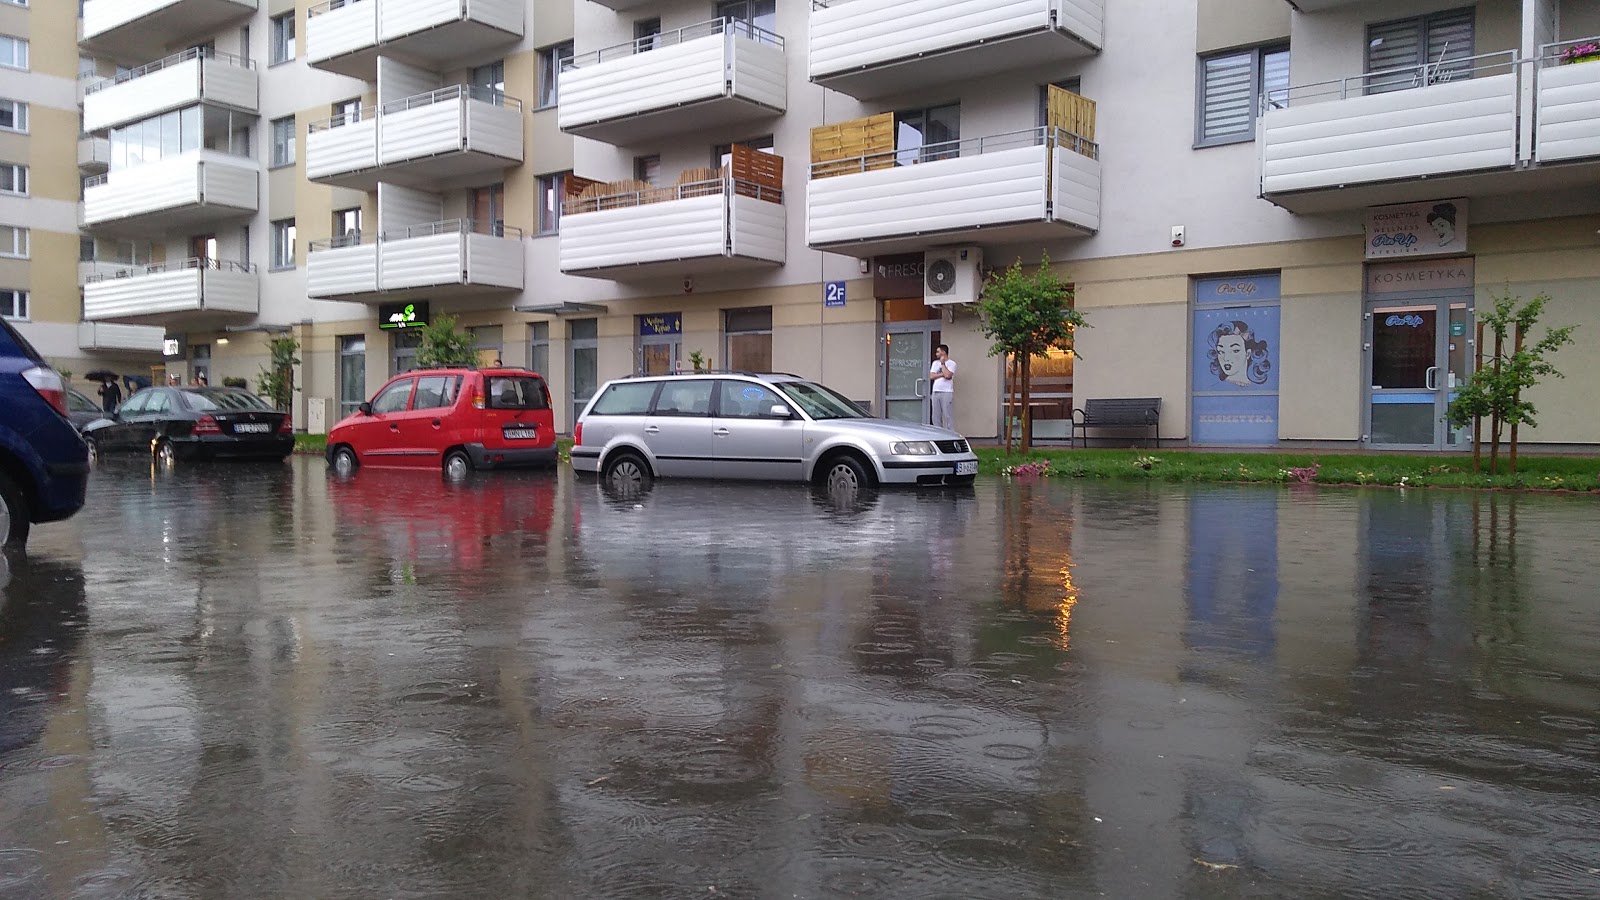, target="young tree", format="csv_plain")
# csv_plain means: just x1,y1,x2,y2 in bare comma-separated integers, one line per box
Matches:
416,313,479,368
975,254,1086,454
1447,292,1575,476
255,336,301,412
